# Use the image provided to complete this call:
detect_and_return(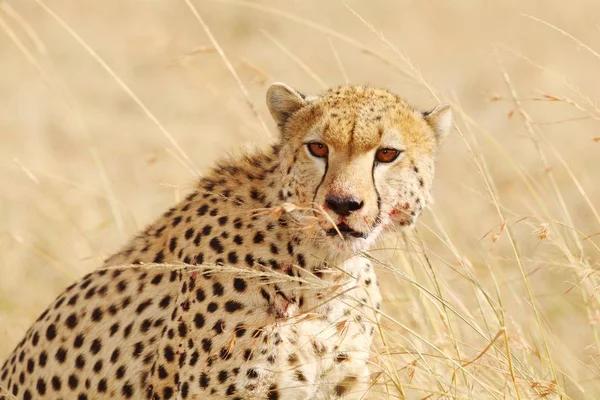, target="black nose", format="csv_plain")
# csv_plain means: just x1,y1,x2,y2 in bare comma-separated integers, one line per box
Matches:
325,195,364,217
